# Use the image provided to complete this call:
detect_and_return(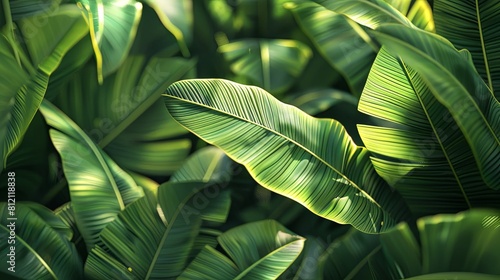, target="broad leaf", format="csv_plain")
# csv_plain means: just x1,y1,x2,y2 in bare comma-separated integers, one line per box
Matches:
170,146,233,183
372,24,500,190
85,182,231,279
78,0,142,82
179,220,304,280
164,79,410,233
40,100,144,251
0,5,88,168
52,49,196,176
218,39,312,95
320,228,394,279
318,209,500,279
145,0,192,56
0,202,83,279
434,0,500,97
287,1,377,96
321,0,414,29
10,0,61,20
381,209,500,278
358,47,500,216
406,273,500,280
370,0,434,31
1,112,50,202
